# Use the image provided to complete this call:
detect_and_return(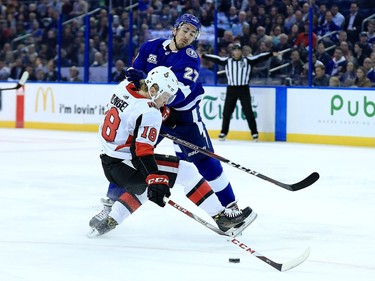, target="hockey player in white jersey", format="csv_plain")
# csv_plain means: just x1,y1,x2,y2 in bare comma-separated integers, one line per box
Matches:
91,14,255,233
88,66,256,237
